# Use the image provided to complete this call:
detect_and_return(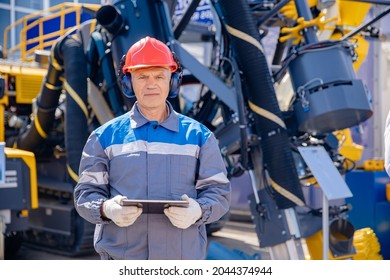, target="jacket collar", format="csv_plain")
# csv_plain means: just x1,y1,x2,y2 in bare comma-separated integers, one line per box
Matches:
129,101,179,132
